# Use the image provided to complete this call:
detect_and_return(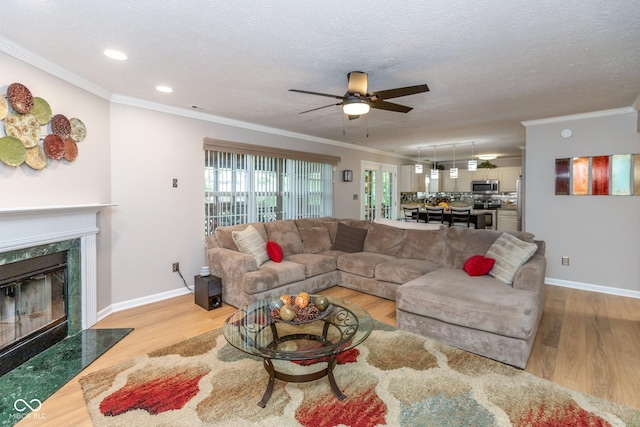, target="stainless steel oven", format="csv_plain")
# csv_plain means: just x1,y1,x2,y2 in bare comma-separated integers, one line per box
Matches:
471,179,499,194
